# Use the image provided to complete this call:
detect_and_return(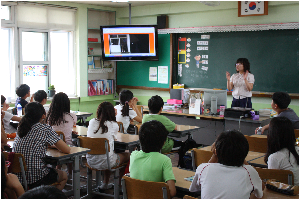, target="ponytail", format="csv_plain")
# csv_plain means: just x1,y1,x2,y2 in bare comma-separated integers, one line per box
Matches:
119,90,133,117
121,101,130,117
17,102,45,138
